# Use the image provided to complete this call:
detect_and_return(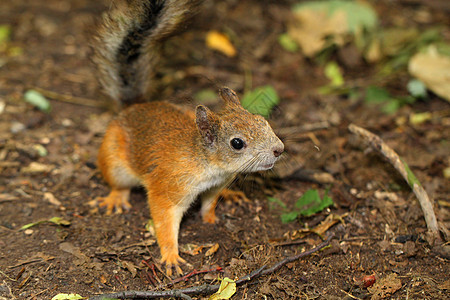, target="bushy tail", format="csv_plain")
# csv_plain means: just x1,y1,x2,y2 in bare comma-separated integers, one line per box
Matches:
92,0,202,106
